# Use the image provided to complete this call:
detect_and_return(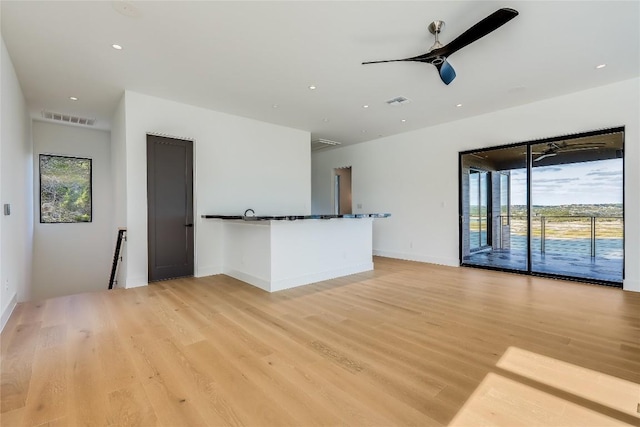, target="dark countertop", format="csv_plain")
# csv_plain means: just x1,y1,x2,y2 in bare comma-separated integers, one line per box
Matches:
201,213,390,221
